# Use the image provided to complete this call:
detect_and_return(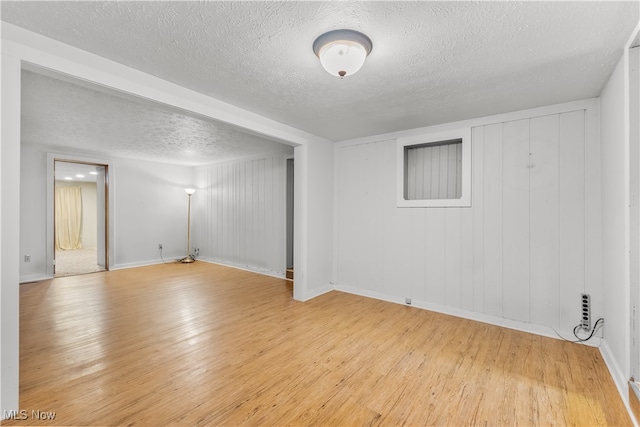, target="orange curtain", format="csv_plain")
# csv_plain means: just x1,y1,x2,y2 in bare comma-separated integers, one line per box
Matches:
55,186,83,250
